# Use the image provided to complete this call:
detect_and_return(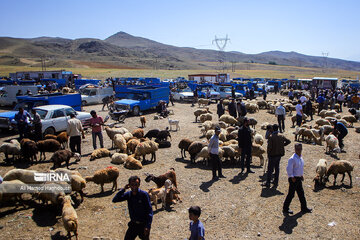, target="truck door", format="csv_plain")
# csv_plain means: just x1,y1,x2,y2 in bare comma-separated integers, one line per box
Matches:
142,93,151,109
51,108,68,132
